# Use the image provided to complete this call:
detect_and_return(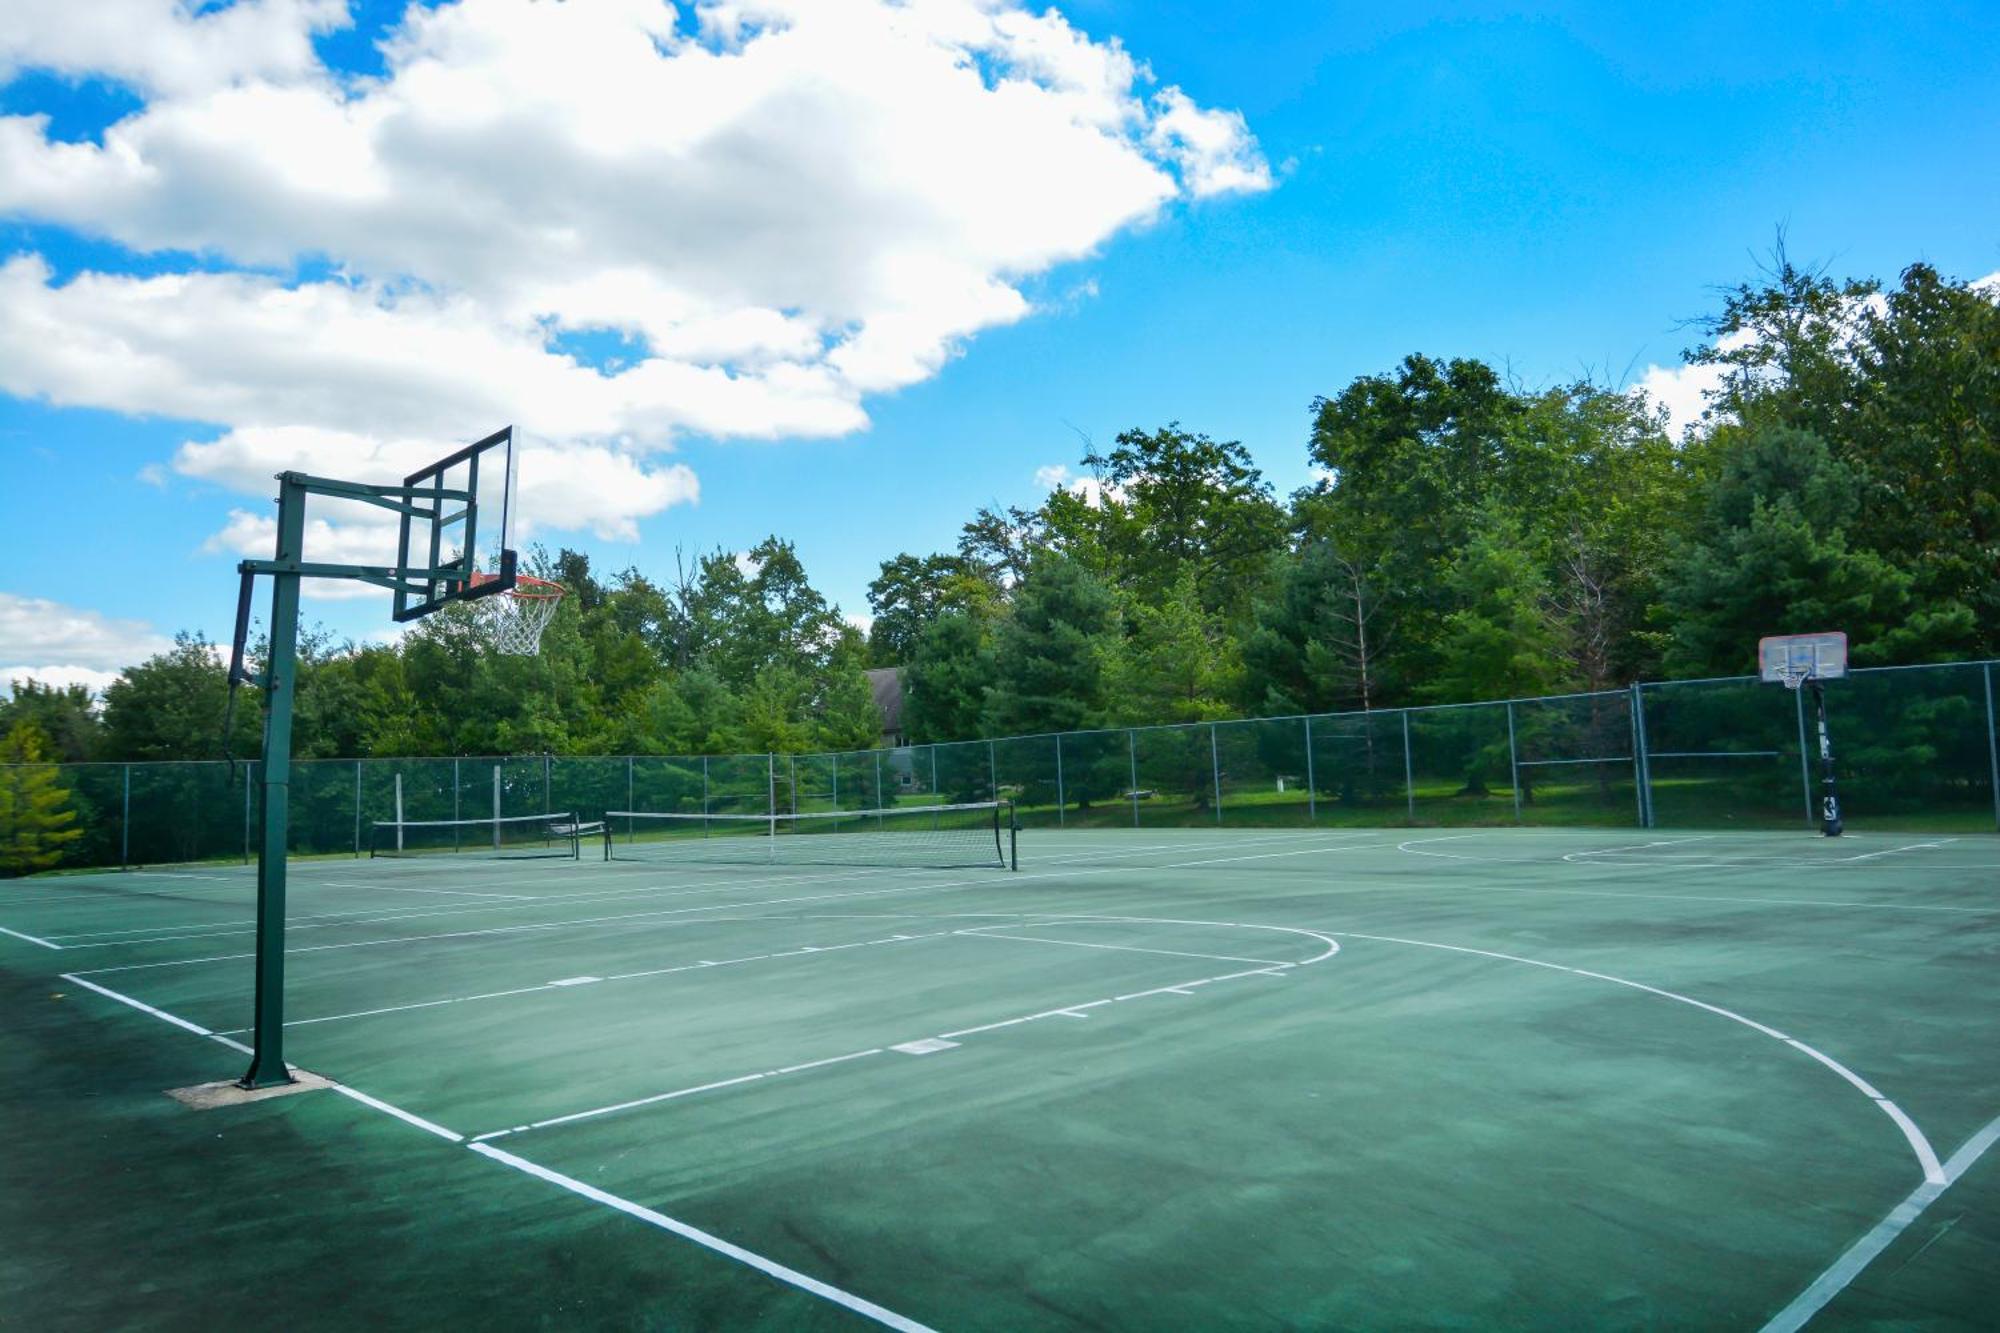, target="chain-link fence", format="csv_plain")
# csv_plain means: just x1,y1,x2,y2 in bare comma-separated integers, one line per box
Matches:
7,660,1996,872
